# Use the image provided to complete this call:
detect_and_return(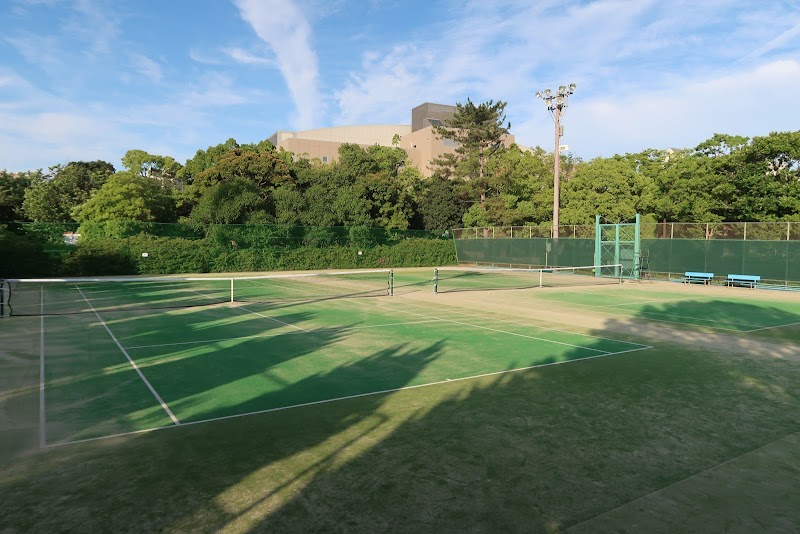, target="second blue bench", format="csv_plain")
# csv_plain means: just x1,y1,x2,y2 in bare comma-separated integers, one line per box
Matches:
684,272,714,285
726,274,760,289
